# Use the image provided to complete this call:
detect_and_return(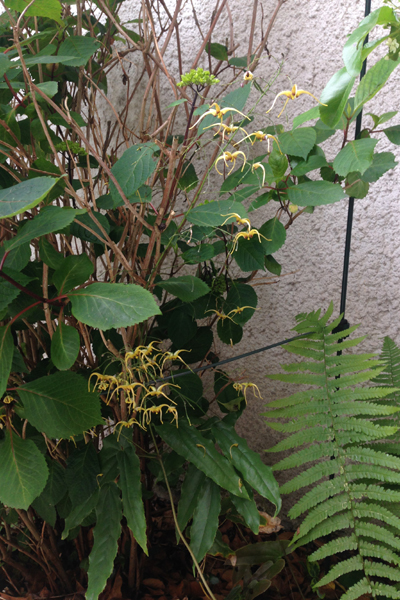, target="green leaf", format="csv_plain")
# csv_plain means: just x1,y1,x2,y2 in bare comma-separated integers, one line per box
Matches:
62,490,99,540
0,325,13,397
290,155,327,177
0,431,48,510
363,151,397,183
68,282,161,330
186,200,247,227
181,244,215,264
156,275,210,302
4,206,75,253
190,477,221,562
18,372,103,439
277,128,316,160
230,492,260,535
156,420,249,498
211,421,281,512
177,464,206,534
235,540,288,566
53,254,93,293
269,150,288,179
233,236,265,271
229,55,254,67
217,318,243,345
0,177,60,219
0,243,30,271
51,323,80,371
39,238,64,270
109,144,157,208
168,311,197,346
353,56,400,116
43,459,65,506
177,162,198,191
117,444,148,554
259,218,286,254
384,124,400,145
288,180,346,207
66,443,101,506
333,139,378,177
345,172,369,199
343,7,396,76
58,36,101,67
264,255,281,276
70,212,110,244
31,81,58,99
86,484,122,600
166,98,188,108
5,0,63,23
225,282,257,325
293,106,320,128
319,67,356,128
206,42,228,61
